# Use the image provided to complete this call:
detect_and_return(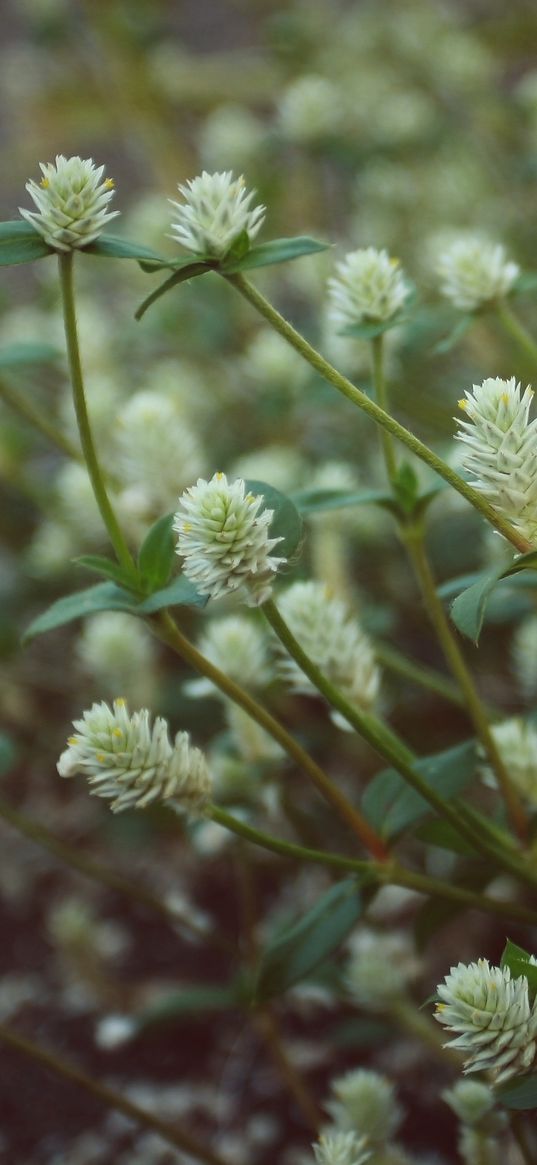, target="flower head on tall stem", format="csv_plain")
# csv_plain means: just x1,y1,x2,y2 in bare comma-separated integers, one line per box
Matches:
328,247,410,329
436,236,519,311
58,699,211,814
20,155,119,251
173,473,285,606
169,170,265,259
